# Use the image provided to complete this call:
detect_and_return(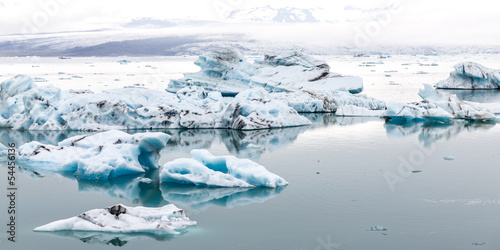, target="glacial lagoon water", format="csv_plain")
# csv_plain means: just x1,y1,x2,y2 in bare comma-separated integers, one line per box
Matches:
1,54,500,249
1,114,500,250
